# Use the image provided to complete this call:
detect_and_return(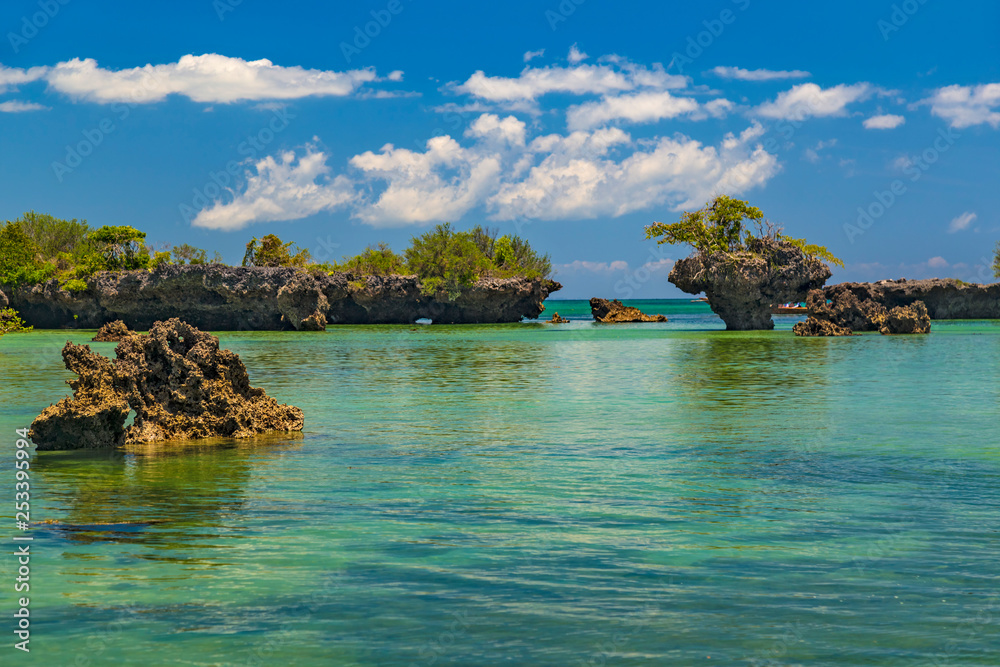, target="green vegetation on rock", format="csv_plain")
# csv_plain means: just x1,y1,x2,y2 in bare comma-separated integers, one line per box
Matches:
0,307,32,334
242,234,311,268
993,241,1000,279
645,195,844,268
